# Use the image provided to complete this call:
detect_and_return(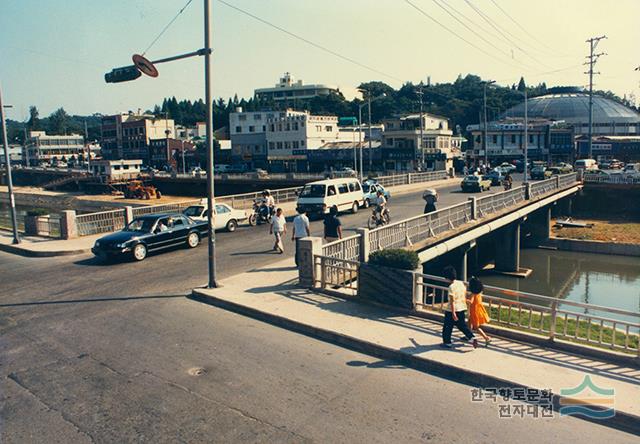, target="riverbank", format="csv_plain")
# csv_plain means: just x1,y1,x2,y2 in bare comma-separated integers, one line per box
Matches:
552,218,640,244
